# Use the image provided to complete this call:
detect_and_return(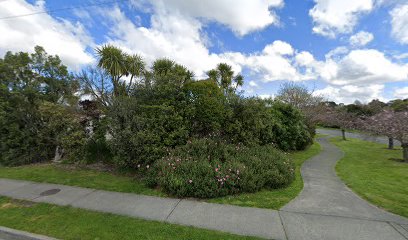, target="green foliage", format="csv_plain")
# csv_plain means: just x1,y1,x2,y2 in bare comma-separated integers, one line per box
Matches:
270,101,313,150
224,98,311,151
0,45,313,200
108,97,189,169
224,97,276,146
152,138,294,198
0,47,79,166
390,99,408,112
183,80,228,136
